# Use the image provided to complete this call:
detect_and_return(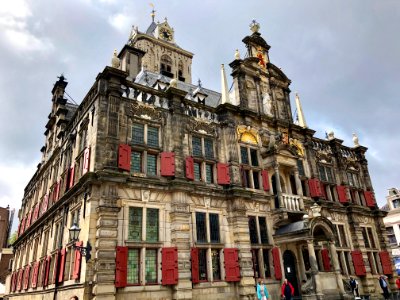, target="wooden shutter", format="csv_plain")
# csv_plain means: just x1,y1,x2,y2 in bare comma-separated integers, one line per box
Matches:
272,247,282,280
82,147,91,175
54,181,60,202
32,204,39,223
321,249,331,271
308,179,322,197
17,269,23,291
261,170,270,191
23,265,30,290
72,241,83,280
20,217,26,234
44,256,51,286
379,251,393,275
364,191,376,208
224,248,240,282
26,210,32,229
118,144,131,171
115,246,128,288
161,247,178,285
11,271,17,292
191,248,199,284
52,251,60,284
320,182,327,199
337,185,349,203
185,156,194,180
217,163,230,185
160,152,175,176
31,261,40,288
68,165,75,189
42,194,49,214
39,259,46,287
58,248,67,283
351,250,366,276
